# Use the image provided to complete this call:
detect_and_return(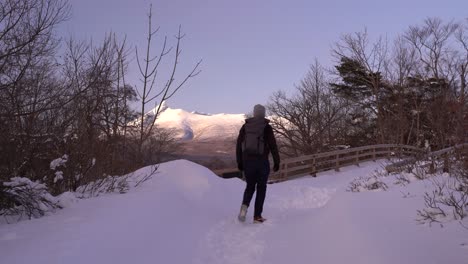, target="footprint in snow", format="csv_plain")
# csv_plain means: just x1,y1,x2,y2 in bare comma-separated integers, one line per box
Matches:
195,219,271,264
268,186,335,211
